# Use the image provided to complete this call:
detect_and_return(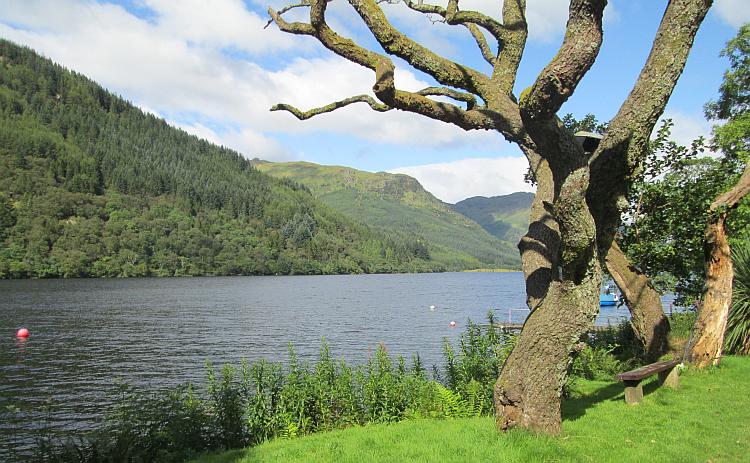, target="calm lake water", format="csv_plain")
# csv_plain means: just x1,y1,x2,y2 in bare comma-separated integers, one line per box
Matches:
0,272,631,454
